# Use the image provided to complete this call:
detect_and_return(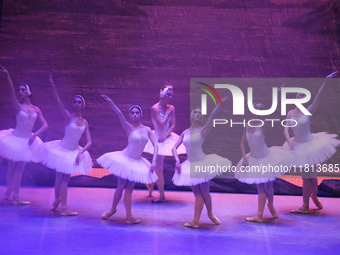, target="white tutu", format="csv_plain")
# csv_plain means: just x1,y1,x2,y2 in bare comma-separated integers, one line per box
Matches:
143,131,186,156
37,140,93,175
172,154,232,186
235,146,295,184
283,132,340,166
0,129,42,162
97,151,158,184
